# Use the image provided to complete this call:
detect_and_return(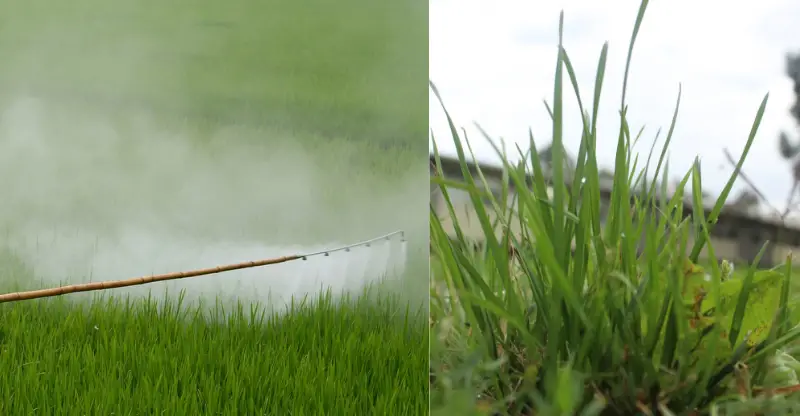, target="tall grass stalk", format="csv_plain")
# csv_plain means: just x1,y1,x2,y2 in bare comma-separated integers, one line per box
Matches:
430,1,800,414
